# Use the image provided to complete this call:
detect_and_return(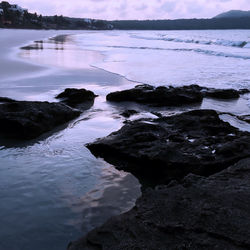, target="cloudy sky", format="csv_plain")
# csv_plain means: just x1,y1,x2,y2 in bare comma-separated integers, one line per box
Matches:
15,0,250,20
